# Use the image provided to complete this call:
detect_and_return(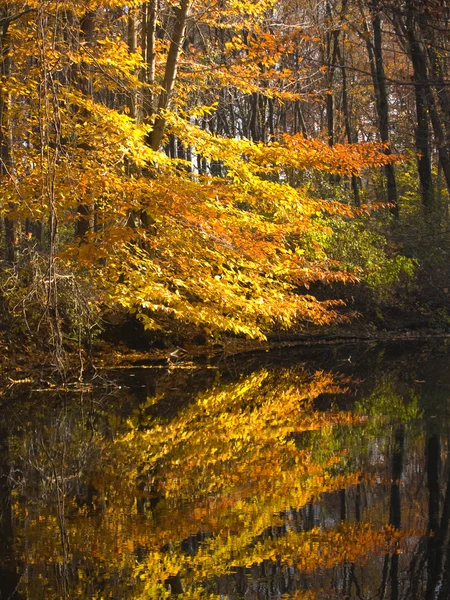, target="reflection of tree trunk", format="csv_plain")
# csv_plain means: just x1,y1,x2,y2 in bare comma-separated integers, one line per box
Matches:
166,574,184,595
339,486,355,598
425,432,447,600
303,502,315,531
437,450,450,600
427,434,441,535
0,427,21,599
380,553,389,600
410,428,450,600
390,550,399,600
387,427,404,600
390,427,404,529
355,480,361,522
